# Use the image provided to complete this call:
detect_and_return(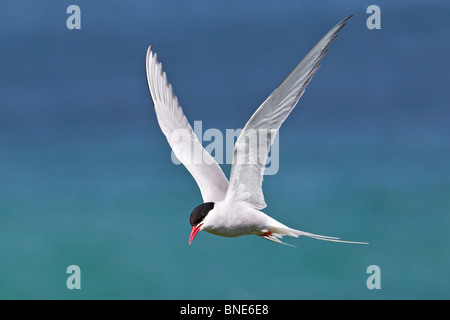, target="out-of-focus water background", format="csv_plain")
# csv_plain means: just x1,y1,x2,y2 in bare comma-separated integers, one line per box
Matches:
1,0,449,299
